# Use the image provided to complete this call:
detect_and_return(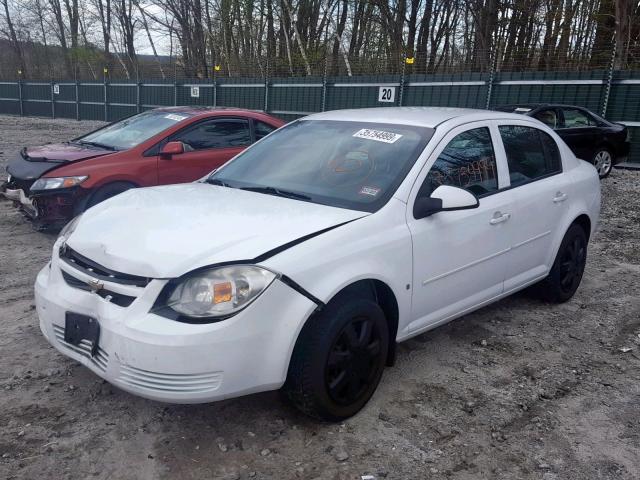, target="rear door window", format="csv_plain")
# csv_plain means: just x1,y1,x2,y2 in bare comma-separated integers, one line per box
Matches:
499,125,562,187
175,118,251,150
